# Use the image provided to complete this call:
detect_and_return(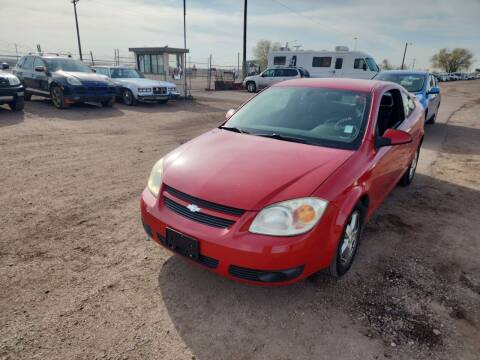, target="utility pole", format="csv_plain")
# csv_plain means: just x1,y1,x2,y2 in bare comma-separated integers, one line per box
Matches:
72,0,83,61
242,0,247,79
354,37,358,51
90,51,94,66
401,42,412,70
412,58,416,70
183,0,187,98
